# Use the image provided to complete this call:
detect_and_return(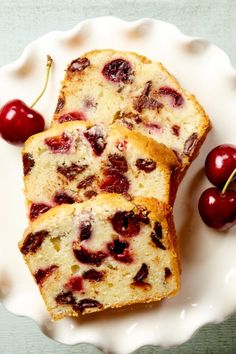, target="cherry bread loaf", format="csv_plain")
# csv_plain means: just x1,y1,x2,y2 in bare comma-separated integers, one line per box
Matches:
53,49,211,179
19,194,180,320
22,121,179,221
